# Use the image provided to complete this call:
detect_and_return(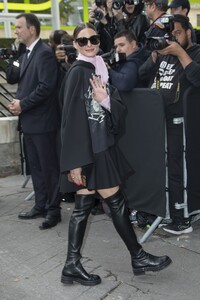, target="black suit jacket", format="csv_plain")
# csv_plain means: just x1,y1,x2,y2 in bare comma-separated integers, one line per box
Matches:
16,39,60,134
